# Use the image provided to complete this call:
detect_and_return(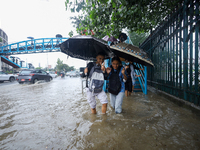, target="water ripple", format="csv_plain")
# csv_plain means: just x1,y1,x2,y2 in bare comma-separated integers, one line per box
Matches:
0,77,200,149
